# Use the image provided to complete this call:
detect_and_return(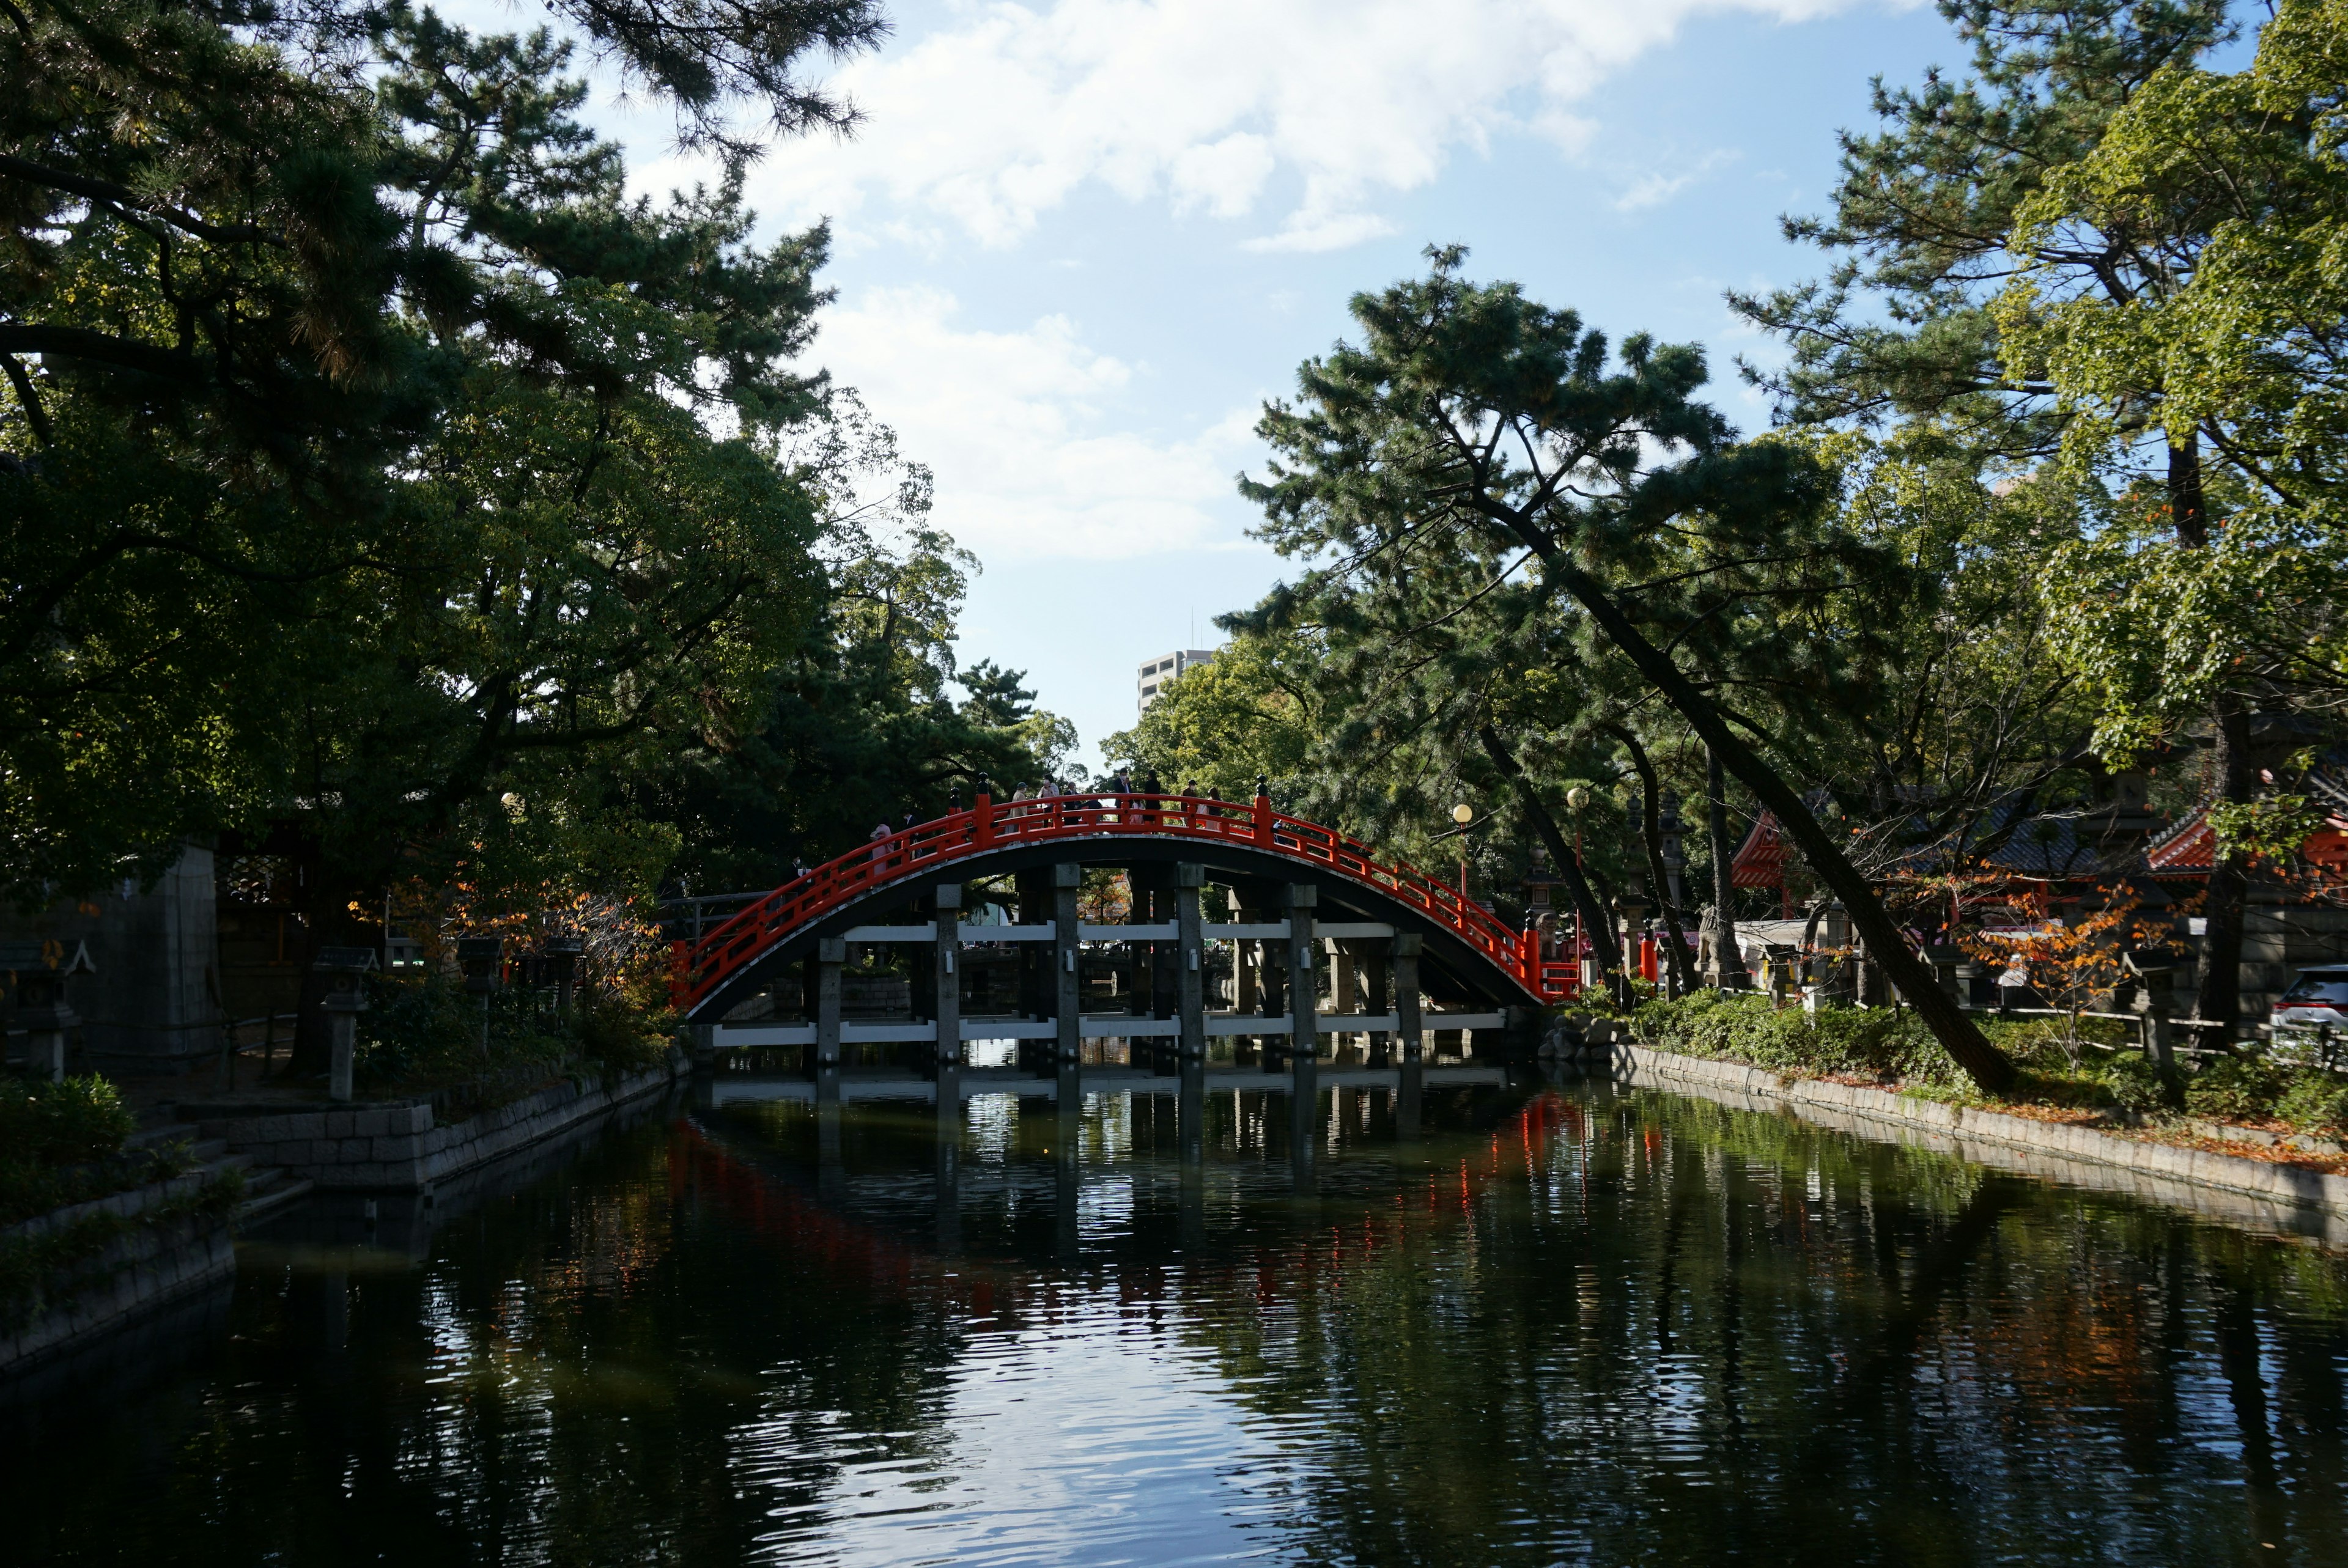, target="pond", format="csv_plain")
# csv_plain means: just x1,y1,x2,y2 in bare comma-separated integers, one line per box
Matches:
6,1072,2347,1566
